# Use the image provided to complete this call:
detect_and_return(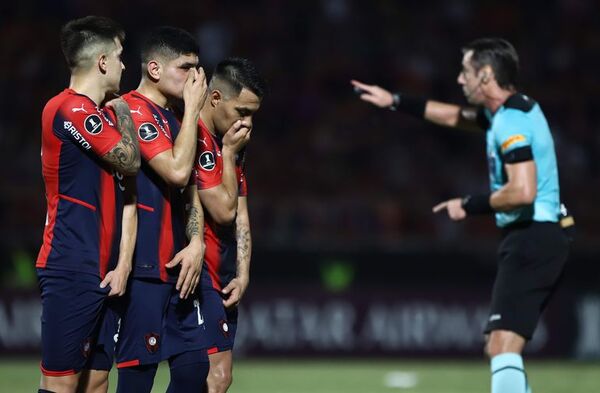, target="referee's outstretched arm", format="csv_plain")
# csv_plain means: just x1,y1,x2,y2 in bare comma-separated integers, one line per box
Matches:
350,79,483,132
